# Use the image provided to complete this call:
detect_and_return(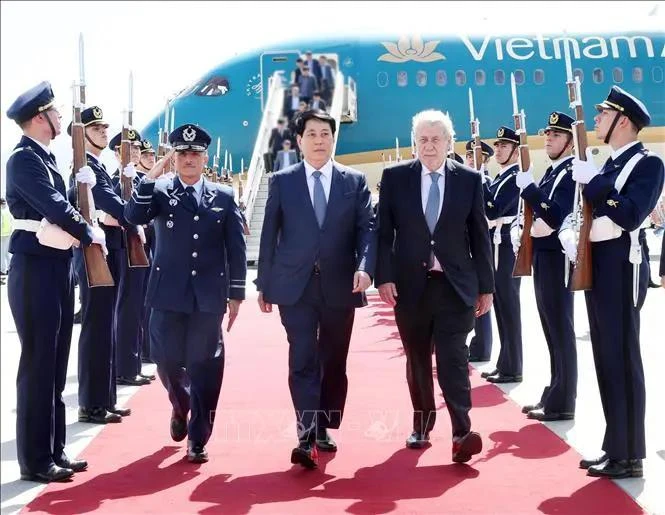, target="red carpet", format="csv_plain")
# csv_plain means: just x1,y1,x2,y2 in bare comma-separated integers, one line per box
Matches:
25,296,643,514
